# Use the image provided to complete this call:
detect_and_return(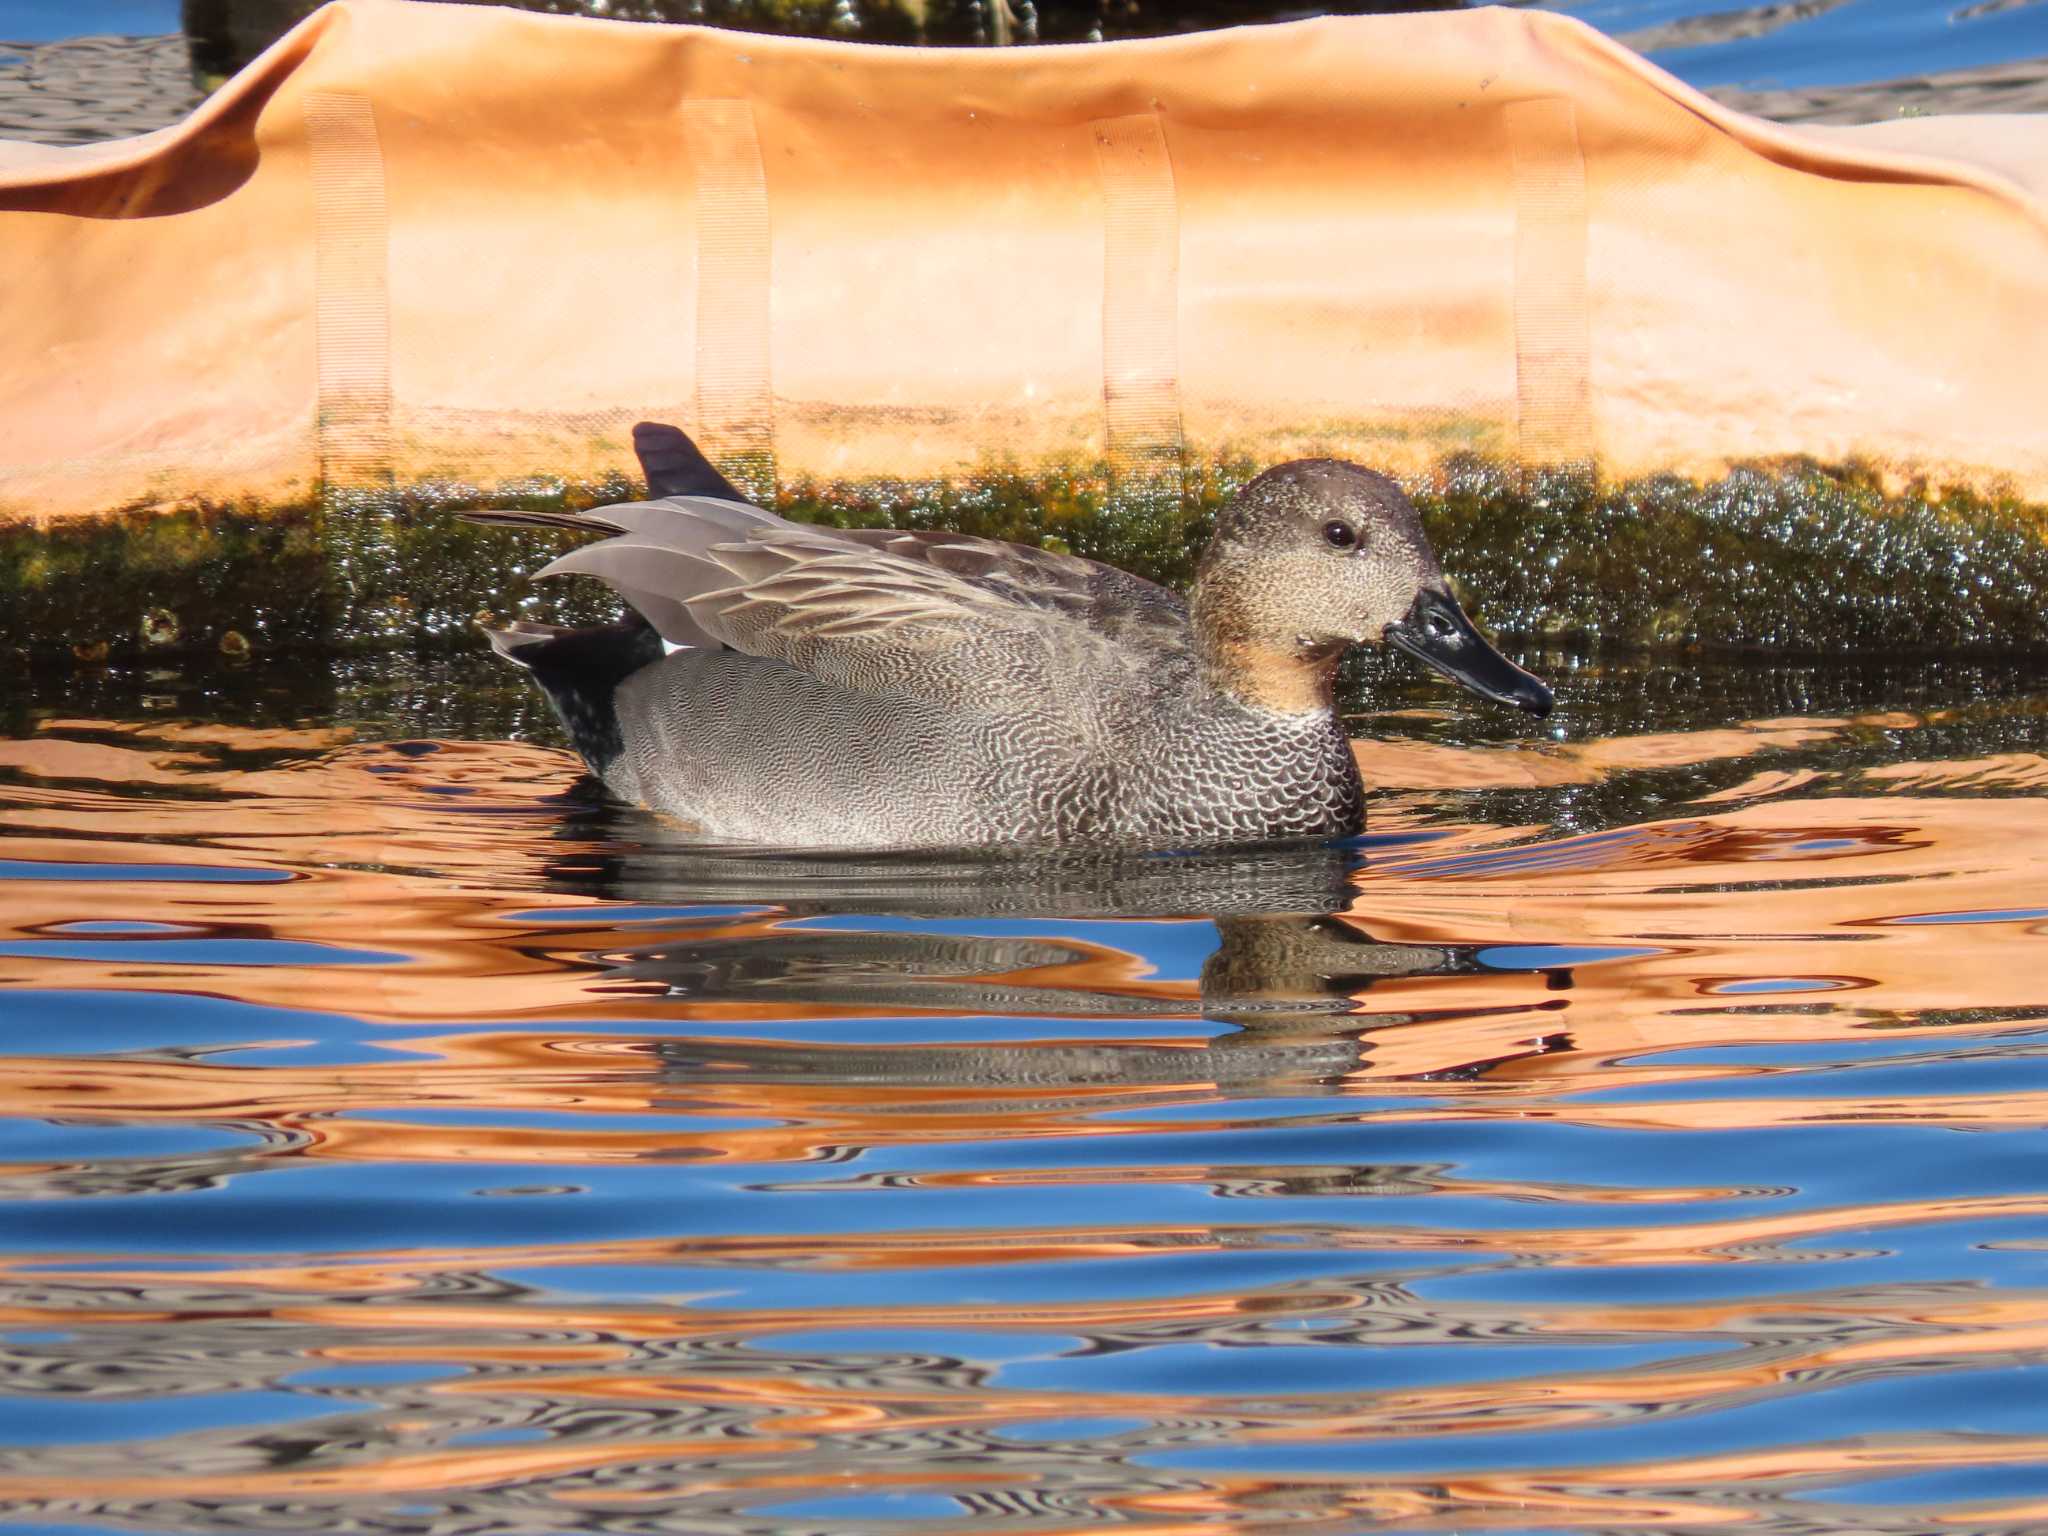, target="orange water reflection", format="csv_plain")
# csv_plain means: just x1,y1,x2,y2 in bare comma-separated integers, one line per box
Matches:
2,704,2047,1533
